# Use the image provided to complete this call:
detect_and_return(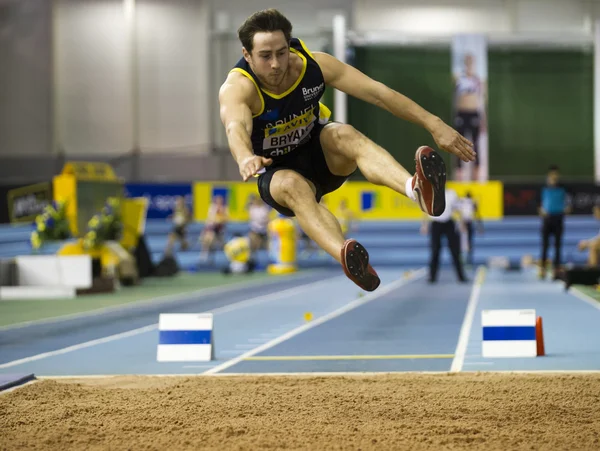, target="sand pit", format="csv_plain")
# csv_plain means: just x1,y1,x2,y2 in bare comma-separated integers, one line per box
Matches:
2,372,600,450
